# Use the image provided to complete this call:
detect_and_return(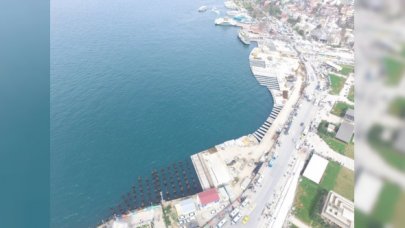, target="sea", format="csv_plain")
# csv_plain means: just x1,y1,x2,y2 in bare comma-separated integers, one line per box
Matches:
51,0,273,227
